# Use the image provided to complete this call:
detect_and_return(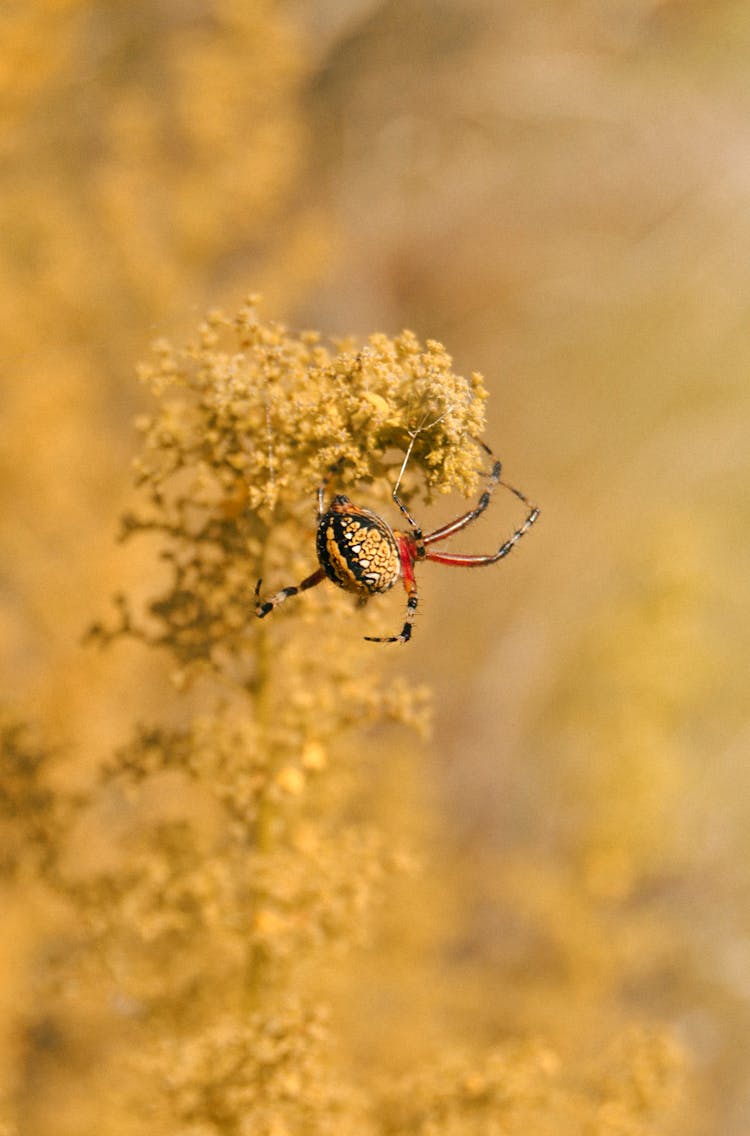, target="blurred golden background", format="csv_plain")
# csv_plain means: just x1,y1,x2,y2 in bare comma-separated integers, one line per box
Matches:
2,1,749,1132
